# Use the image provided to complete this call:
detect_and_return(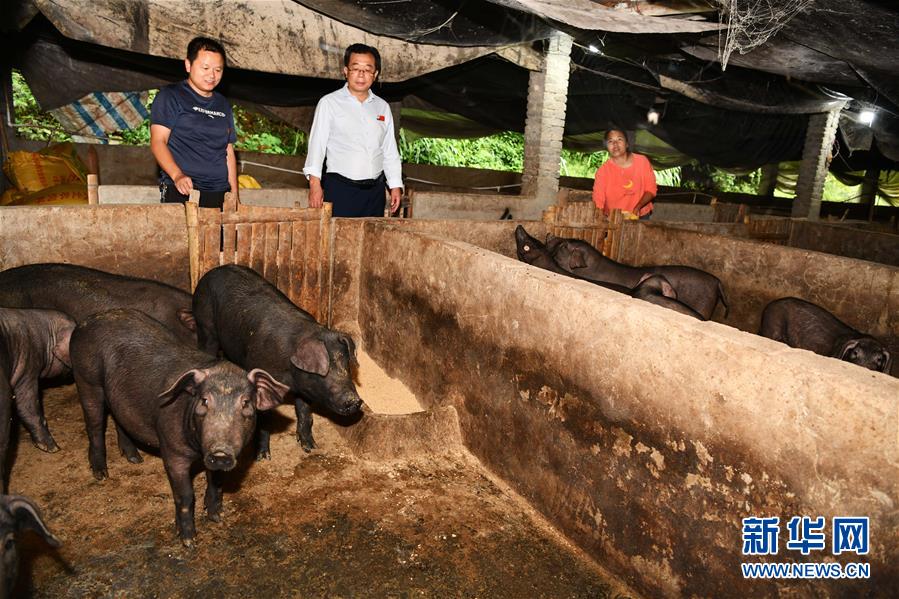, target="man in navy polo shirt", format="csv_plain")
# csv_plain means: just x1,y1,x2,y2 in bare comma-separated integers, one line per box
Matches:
150,37,238,209
304,43,403,217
